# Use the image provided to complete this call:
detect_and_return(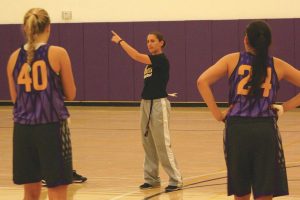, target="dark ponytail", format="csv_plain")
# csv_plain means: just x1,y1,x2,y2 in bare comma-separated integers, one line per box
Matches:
246,21,271,97
148,31,166,48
